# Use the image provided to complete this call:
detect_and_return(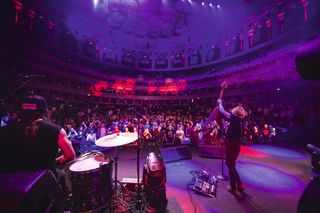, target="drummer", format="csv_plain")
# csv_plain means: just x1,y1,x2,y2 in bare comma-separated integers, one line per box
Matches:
0,95,75,177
